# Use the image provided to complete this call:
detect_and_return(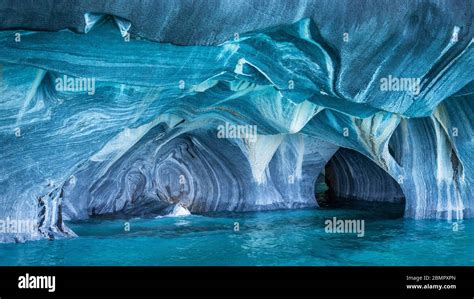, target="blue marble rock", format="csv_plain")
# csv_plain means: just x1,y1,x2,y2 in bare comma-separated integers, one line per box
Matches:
0,0,472,242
